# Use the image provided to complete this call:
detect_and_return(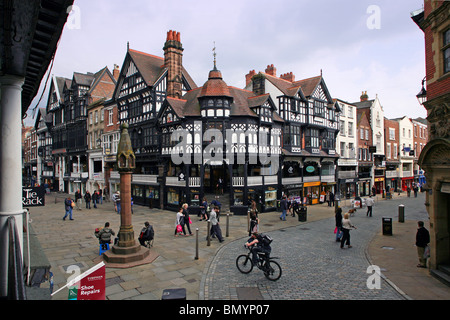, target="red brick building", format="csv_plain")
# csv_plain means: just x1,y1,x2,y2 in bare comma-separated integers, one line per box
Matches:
356,109,373,196
412,0,450,272
384,118,400,192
